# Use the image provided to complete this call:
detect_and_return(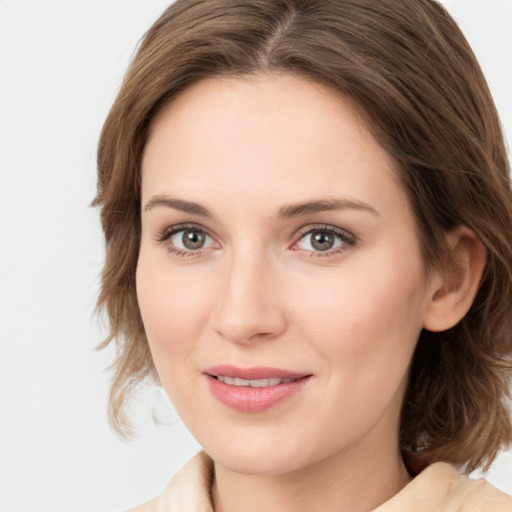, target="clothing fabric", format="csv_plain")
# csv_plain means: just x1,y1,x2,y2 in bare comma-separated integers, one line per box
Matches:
128,451,512,511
